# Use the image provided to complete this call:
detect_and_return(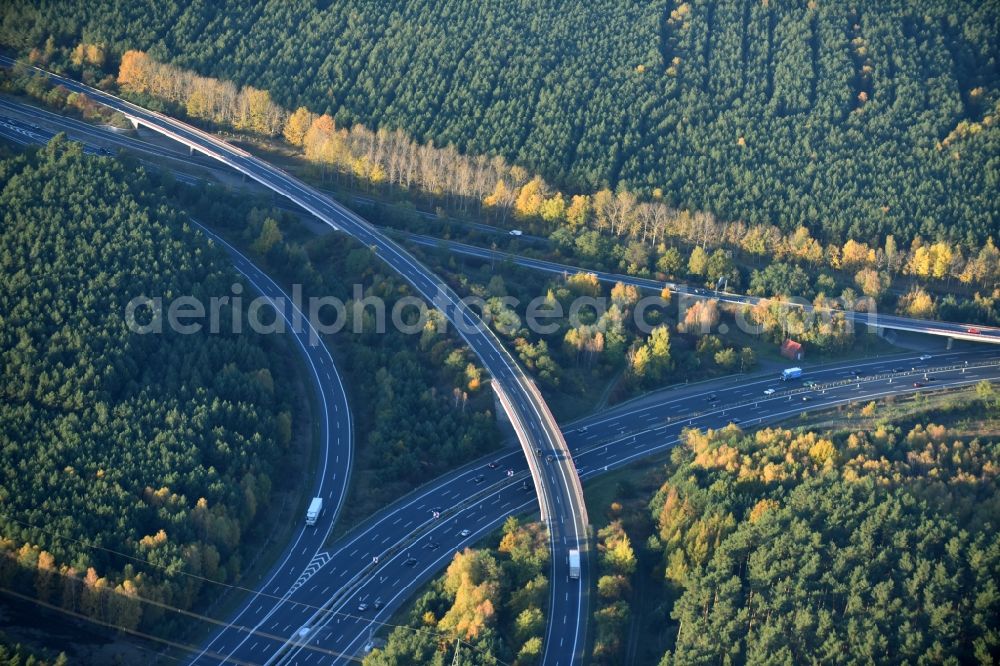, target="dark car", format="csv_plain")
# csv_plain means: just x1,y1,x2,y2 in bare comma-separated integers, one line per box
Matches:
473,474,486,484
404,557,418,567
706,393,718,402
373,600,383,610
893,367,904,373
488,461,499,469
913,382,924,388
